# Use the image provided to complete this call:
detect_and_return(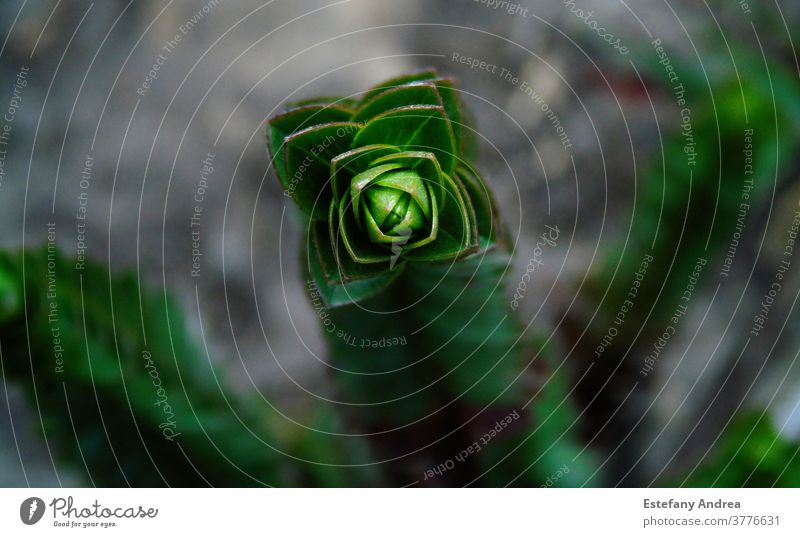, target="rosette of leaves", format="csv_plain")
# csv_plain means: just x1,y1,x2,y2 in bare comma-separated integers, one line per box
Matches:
268,72,602,486
269,70,502,306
